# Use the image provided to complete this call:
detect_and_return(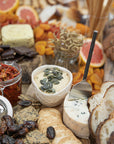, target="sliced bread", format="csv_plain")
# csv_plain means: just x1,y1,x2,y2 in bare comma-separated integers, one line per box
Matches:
96,111,114,144
89,85,114,137
88,82,114,113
